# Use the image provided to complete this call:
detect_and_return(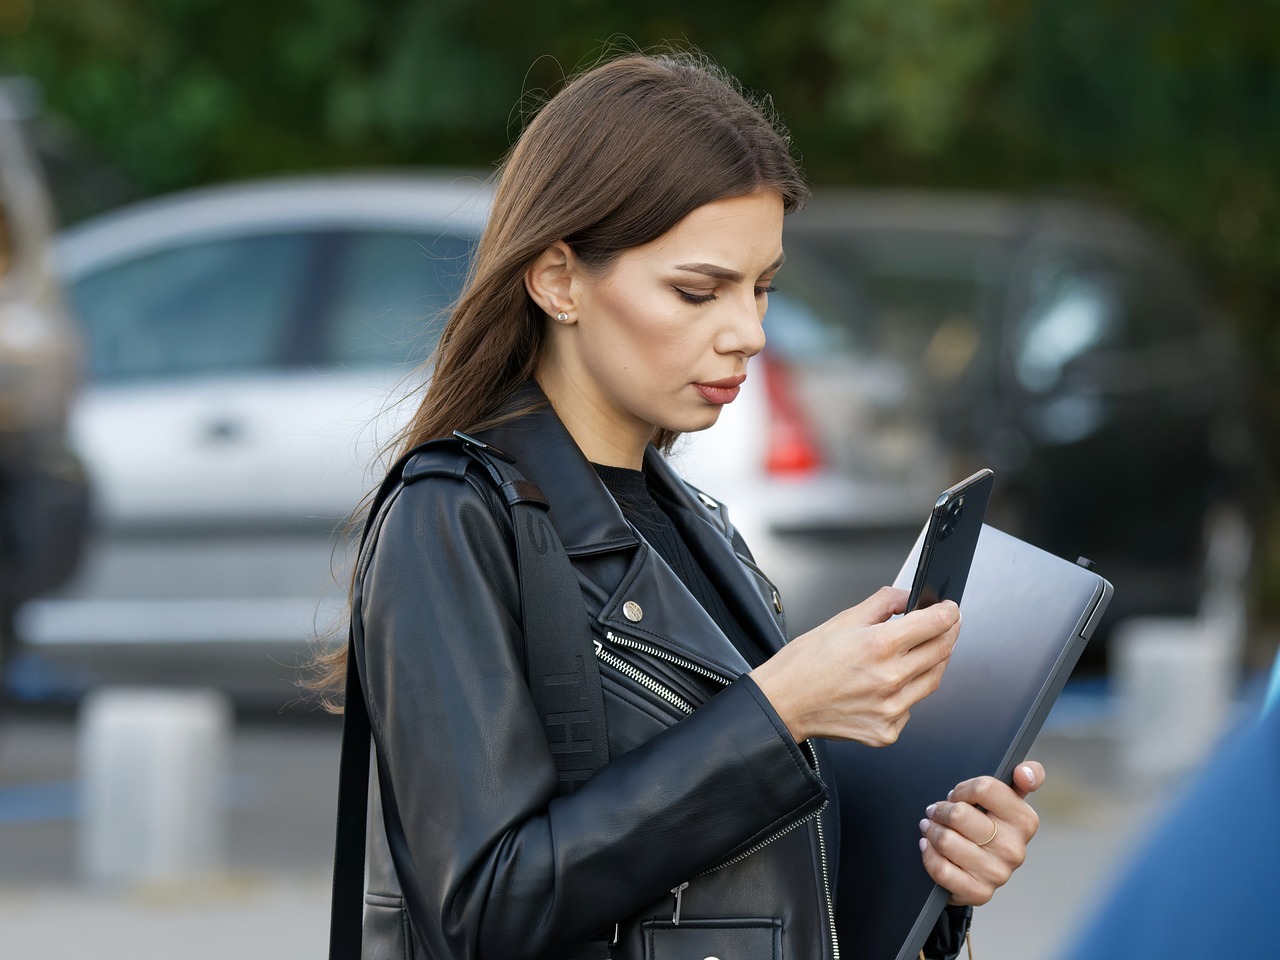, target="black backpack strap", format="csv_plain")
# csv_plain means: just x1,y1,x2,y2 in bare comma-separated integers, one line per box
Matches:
329,439,451,960
329,434,612,960
327,612,373,960
455,432,611,794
